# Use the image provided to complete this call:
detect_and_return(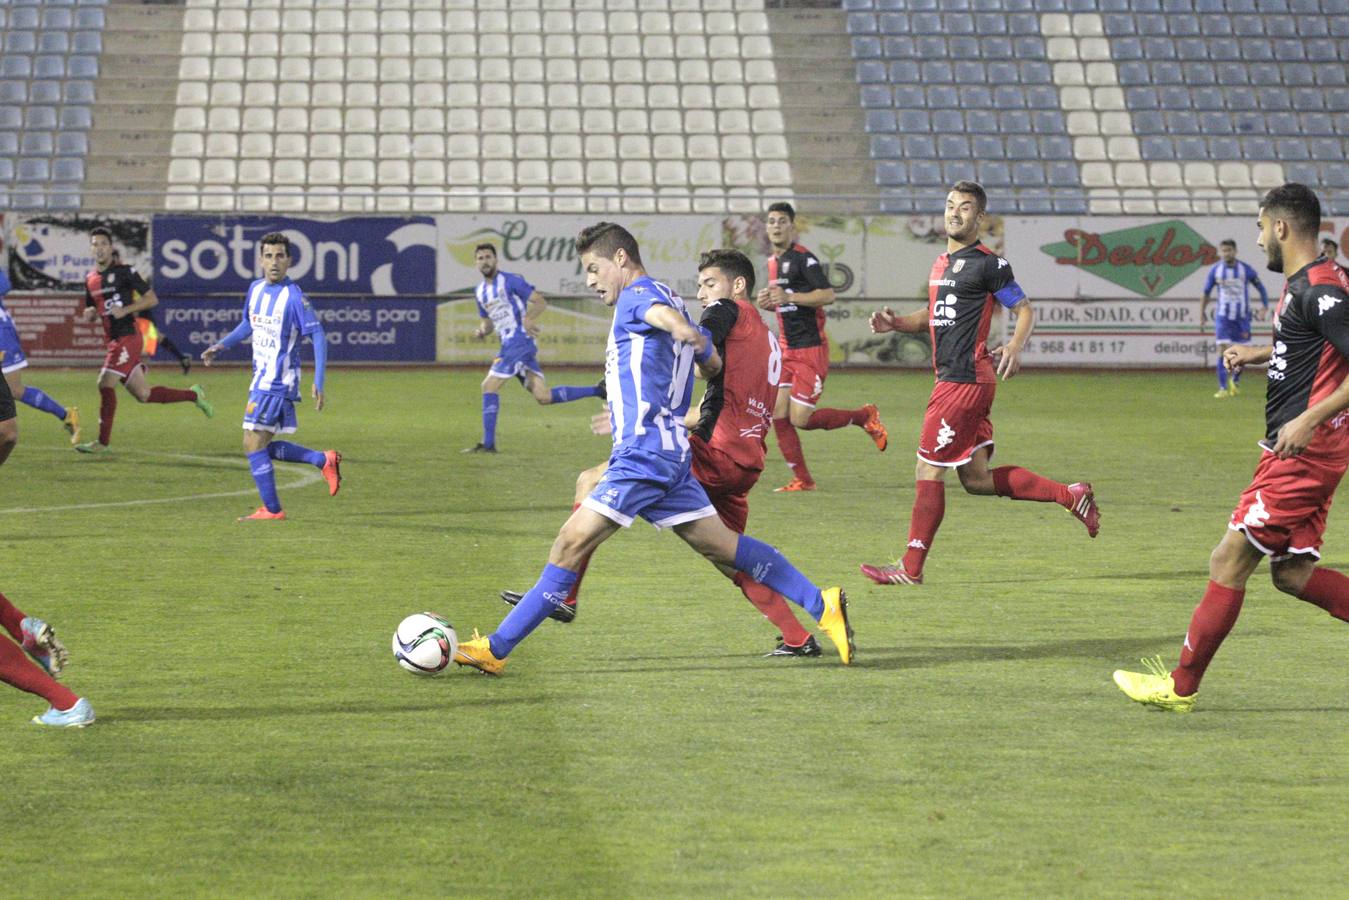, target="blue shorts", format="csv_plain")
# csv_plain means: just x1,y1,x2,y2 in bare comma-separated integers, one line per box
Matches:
1215,315,1252,344
242,390,298,434
583,446,718,529
0,321,28,374
488,336,543,382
